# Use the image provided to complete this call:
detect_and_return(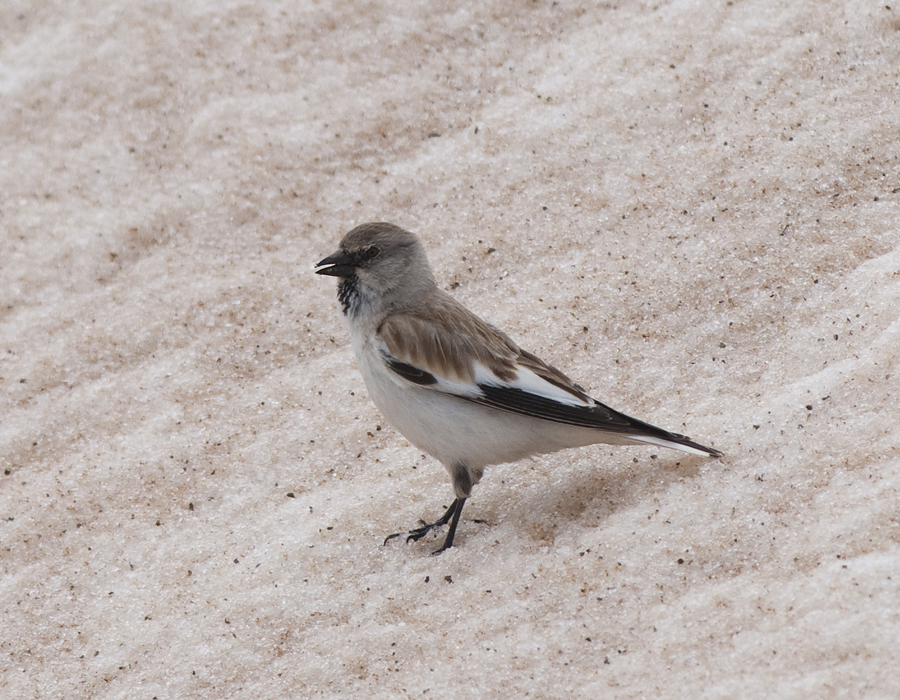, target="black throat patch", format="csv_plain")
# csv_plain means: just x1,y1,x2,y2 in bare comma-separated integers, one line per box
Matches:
338,275,359,316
